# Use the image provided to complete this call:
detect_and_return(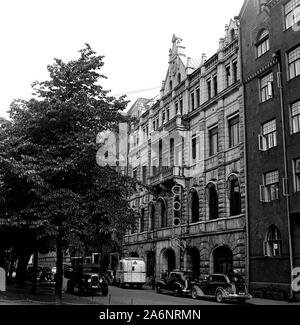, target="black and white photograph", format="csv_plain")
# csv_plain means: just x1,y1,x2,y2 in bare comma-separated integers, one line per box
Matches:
0,0,299,322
